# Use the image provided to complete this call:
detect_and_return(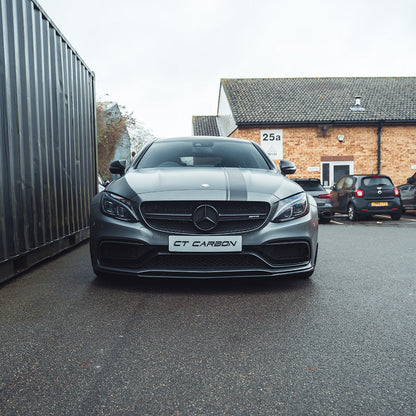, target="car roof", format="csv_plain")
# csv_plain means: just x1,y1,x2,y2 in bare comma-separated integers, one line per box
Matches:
344,174,391,178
